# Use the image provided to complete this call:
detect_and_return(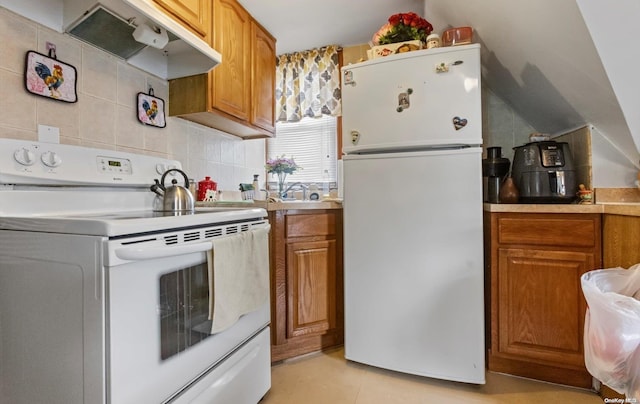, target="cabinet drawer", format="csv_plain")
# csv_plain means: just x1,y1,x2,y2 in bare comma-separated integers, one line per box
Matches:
497,216,596,248
286,213,336,238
